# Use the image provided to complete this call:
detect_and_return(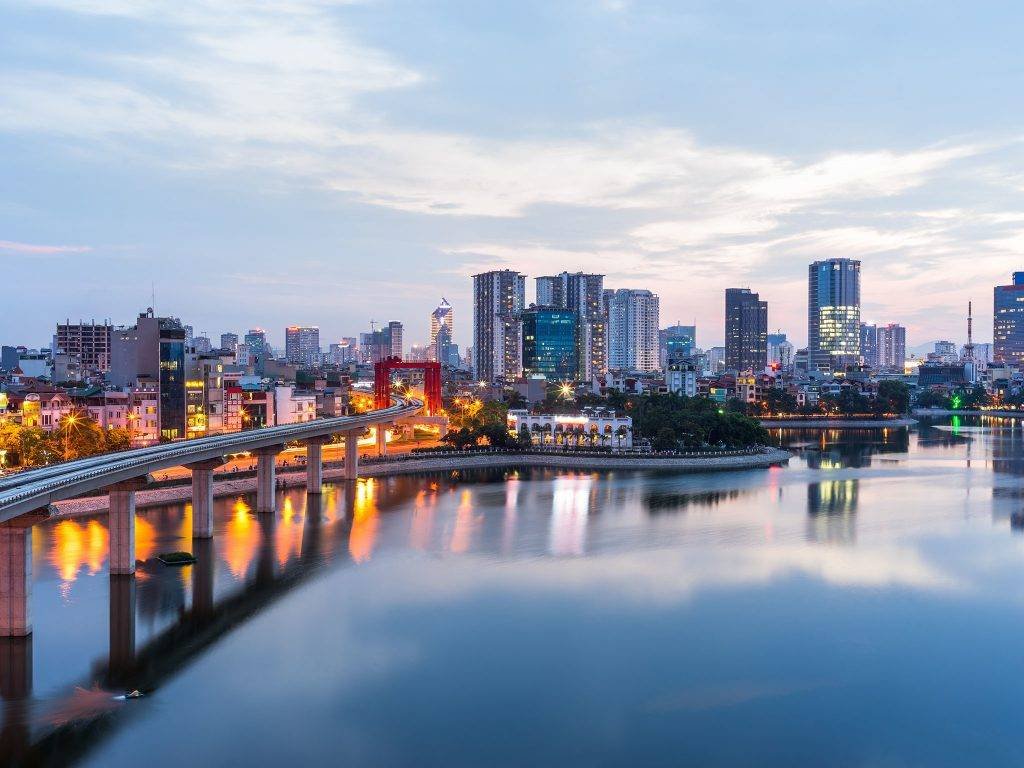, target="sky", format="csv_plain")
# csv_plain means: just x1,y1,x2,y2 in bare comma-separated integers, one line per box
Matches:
2,0,1024,351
